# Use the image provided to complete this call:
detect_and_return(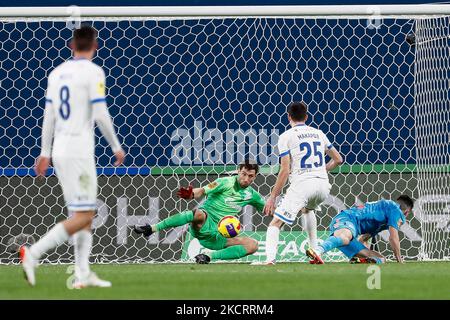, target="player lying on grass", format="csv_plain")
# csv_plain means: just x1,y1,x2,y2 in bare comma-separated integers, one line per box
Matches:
306,195,414,264
134,162,266,264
